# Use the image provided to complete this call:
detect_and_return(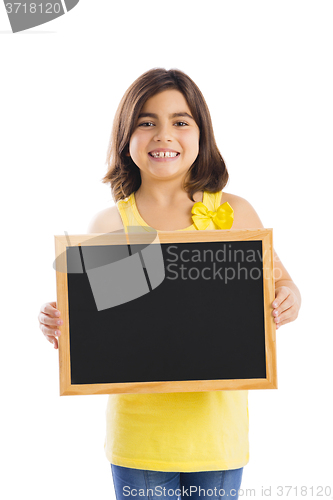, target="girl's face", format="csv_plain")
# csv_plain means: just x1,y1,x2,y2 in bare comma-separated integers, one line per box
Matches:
129,89,200,183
